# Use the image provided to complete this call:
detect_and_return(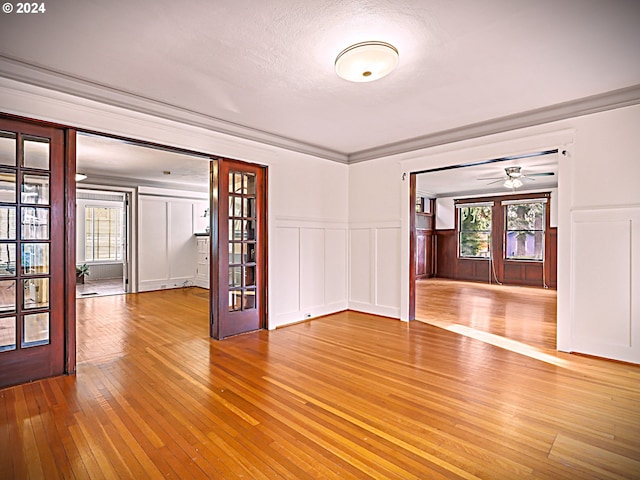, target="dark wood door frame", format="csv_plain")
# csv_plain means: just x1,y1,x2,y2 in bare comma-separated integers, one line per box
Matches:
209,156,268,340
409,173,416,321
64,129,77,374
0,115,76,387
